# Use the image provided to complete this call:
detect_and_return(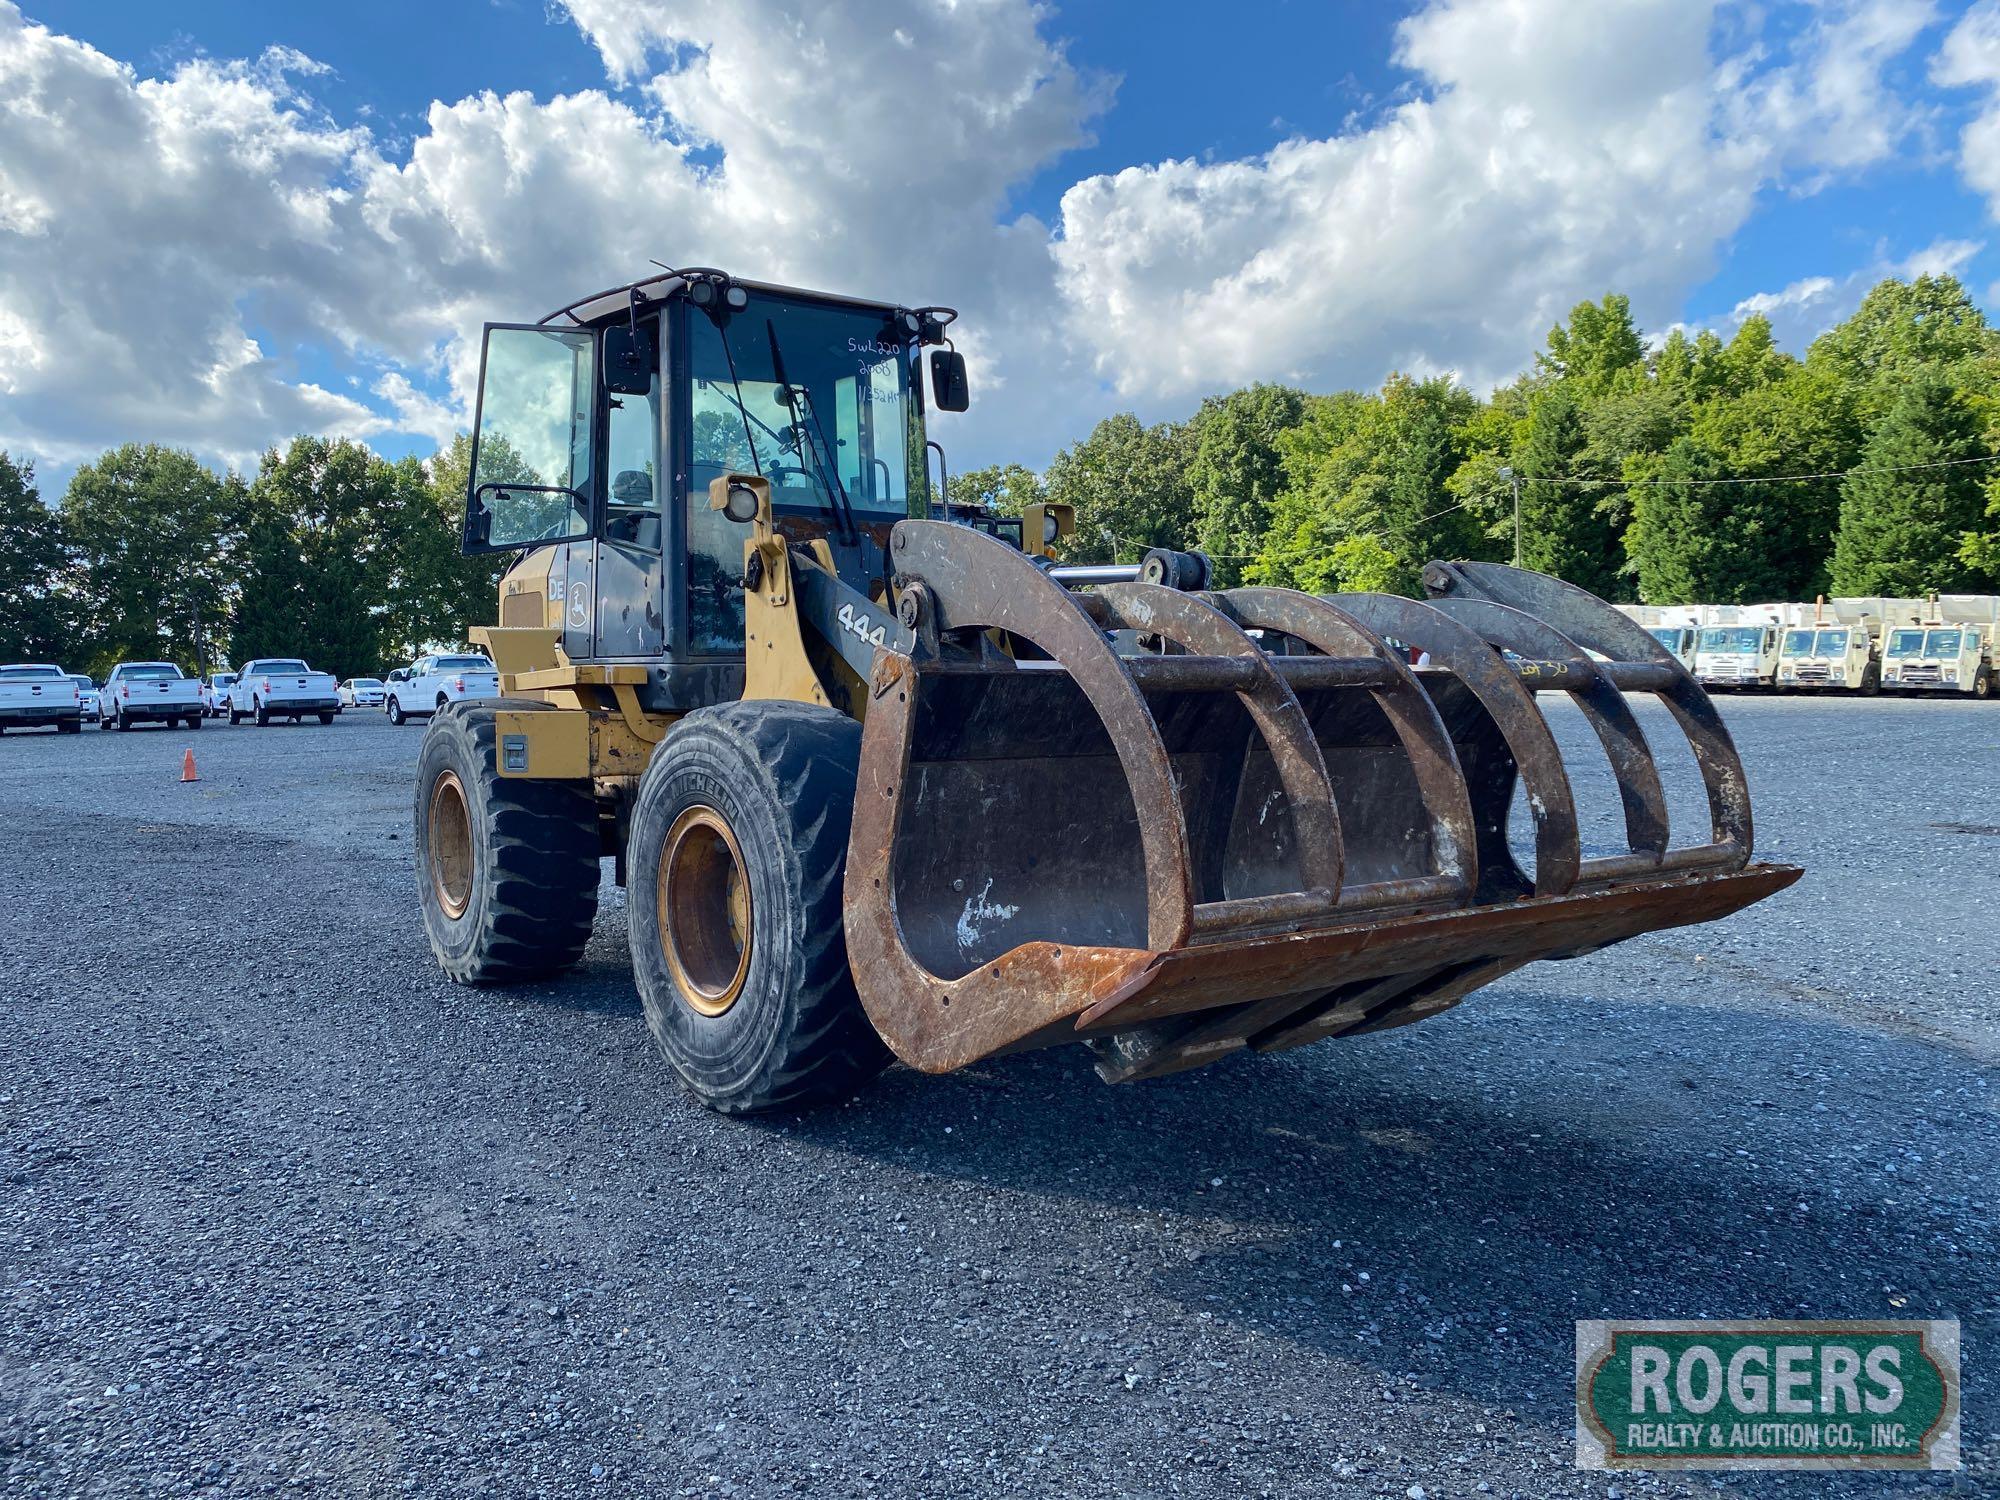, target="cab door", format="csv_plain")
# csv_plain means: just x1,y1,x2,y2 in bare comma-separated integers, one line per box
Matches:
591,315,667,659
